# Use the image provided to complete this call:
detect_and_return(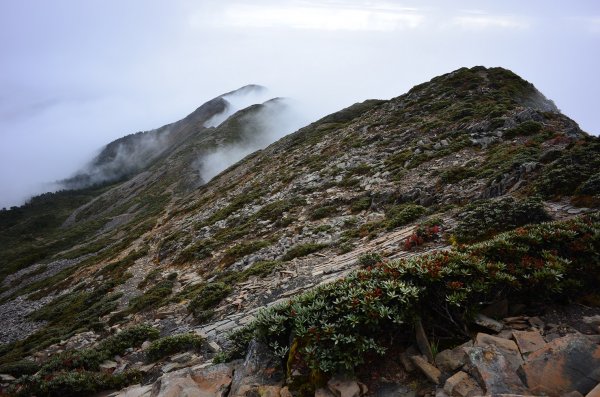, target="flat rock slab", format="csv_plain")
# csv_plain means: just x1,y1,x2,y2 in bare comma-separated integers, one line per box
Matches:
465,345,528,395
411,355,442,384
519,335,600,396
475,333,523,371
512,331,546,355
